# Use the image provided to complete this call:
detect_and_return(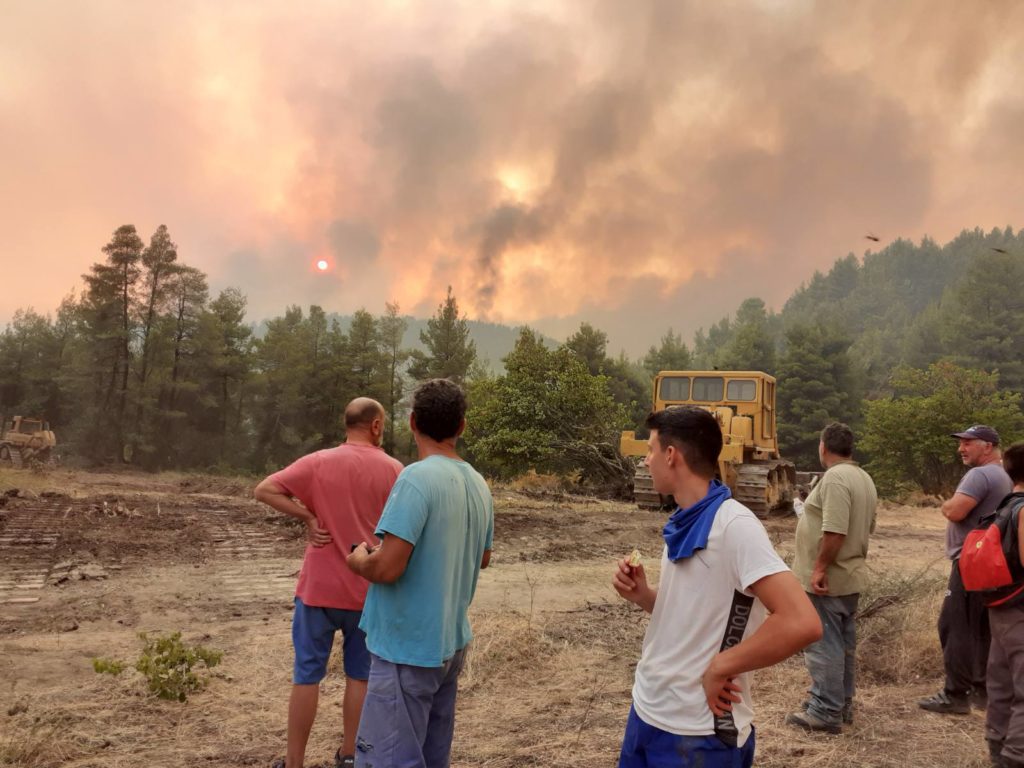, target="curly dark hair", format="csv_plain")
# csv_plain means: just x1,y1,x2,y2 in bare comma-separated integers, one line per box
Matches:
821,422,854,458
412,379,467,442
